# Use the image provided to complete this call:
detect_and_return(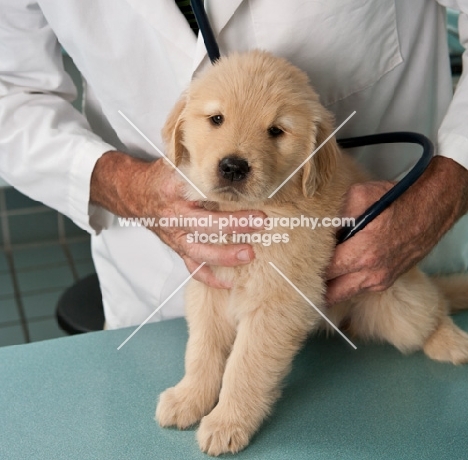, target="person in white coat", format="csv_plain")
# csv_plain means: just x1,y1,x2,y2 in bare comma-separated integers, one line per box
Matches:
1,0,468,329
